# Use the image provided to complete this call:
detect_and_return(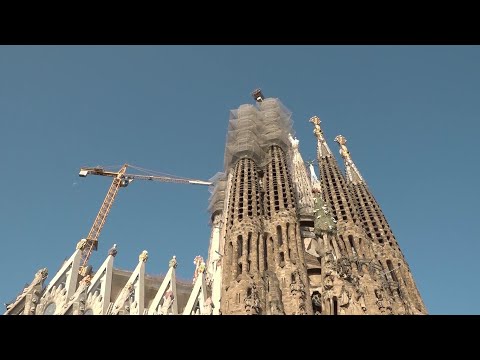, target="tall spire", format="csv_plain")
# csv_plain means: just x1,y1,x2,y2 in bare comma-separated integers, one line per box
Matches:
309,115,359,225
334,135,364,185
288,133,315,217
309,116,333,158
334,134,427,314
